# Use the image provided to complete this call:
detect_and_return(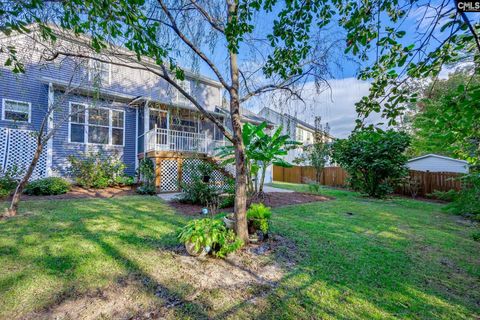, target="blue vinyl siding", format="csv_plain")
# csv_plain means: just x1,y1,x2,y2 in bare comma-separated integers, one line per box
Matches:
0,36,223,179
51,91,137,176
0,68,48,131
